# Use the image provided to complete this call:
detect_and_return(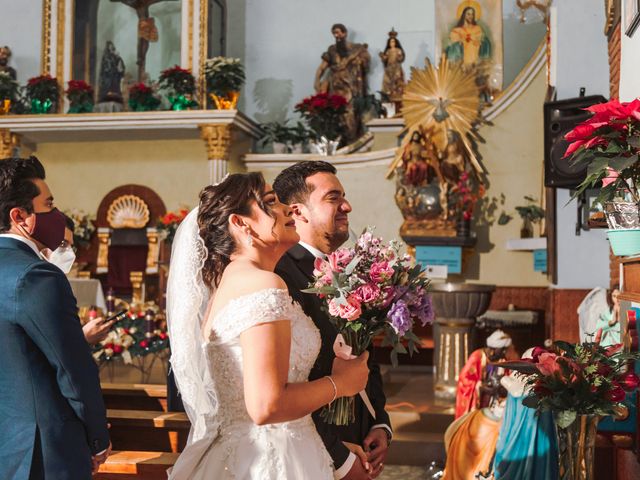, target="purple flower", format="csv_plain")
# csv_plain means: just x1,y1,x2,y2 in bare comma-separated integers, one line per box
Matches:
410,293,434,327
388,300,412,336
